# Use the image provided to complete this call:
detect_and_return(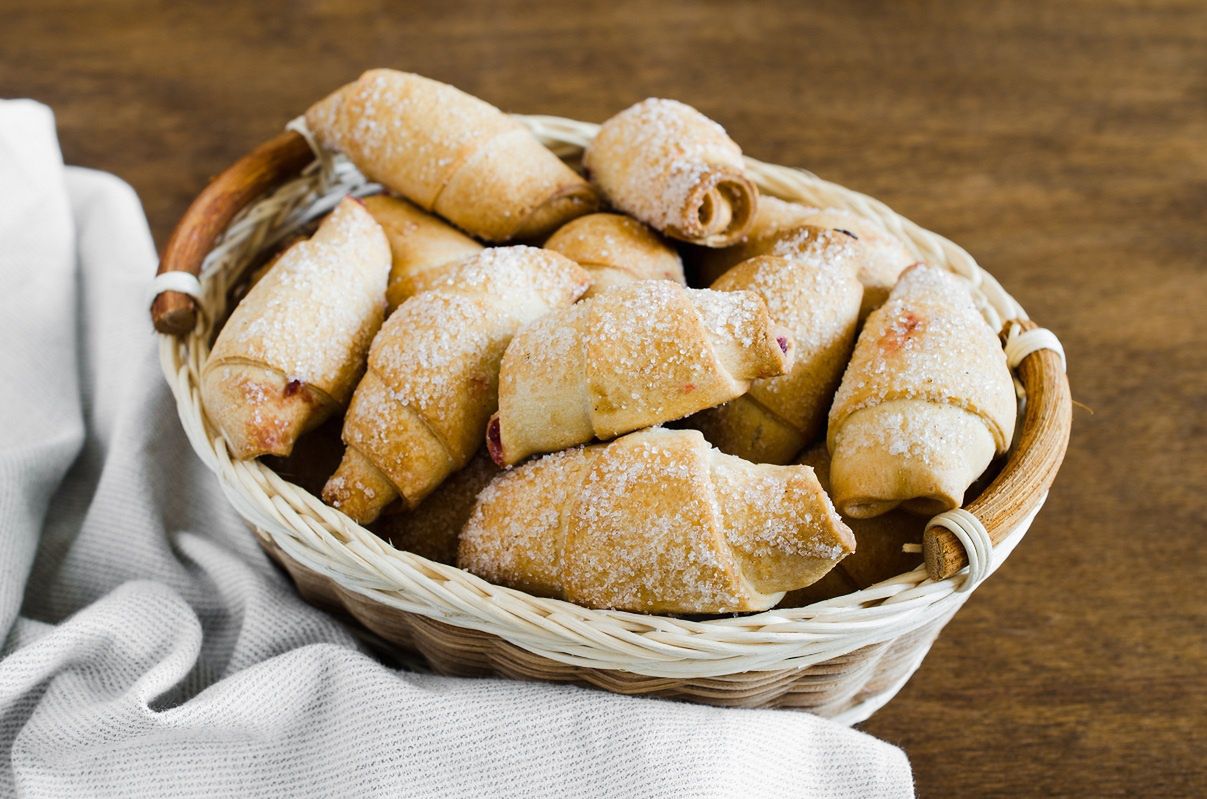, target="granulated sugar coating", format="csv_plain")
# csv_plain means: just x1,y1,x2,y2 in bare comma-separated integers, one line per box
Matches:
689,233,866,463
543,213,685,291
751,238,859,349
584,99,749,242
305,70,596,242
833,401,988,470
208,197,390,410
492,280,788,464
369,248,587,413
458,447,590,597
829,265,1017,454
308,69,519,209
325,247,589,516
458,428,853,614
689,286,767,350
